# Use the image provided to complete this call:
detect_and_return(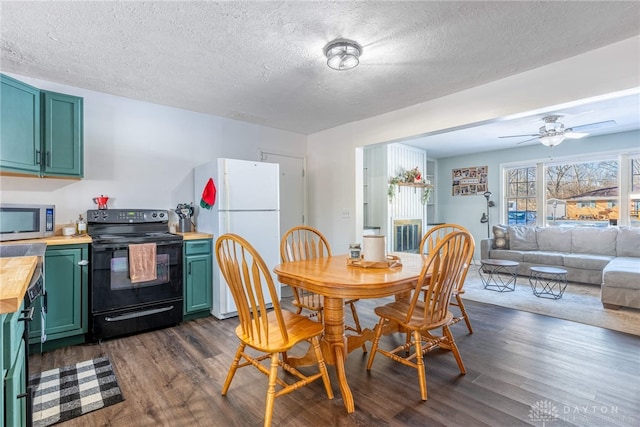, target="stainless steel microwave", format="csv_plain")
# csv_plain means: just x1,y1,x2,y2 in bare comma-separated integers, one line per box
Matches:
0,203,55,241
